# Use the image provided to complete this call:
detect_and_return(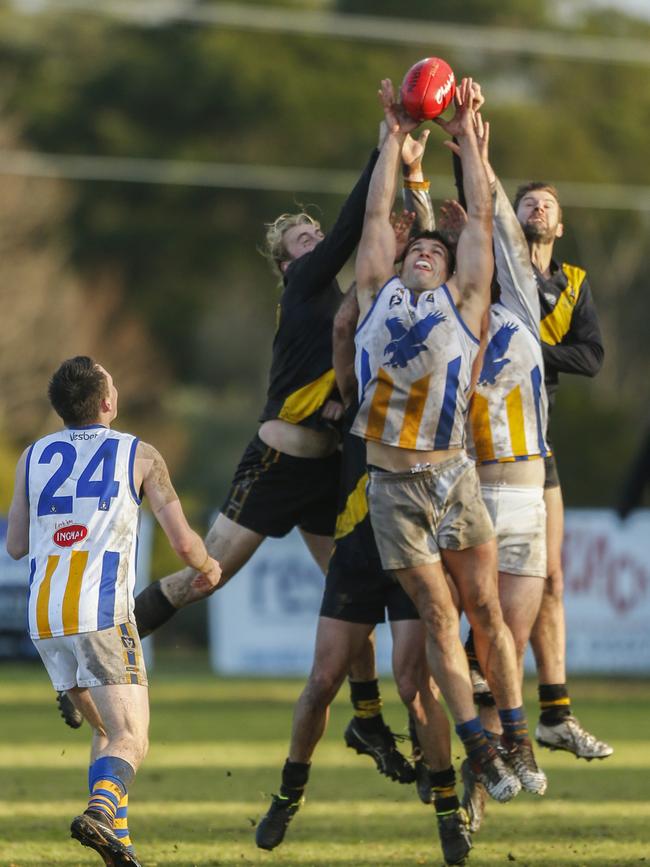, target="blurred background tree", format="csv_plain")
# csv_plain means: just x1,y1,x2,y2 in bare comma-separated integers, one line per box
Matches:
1,0,648,643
